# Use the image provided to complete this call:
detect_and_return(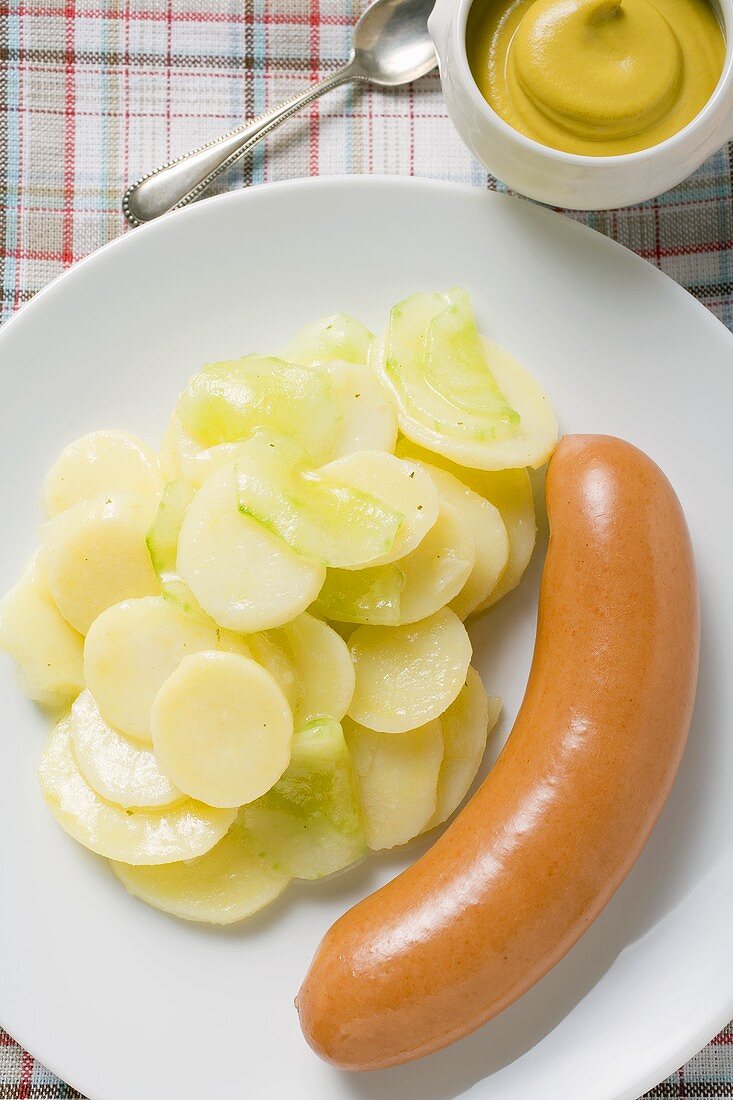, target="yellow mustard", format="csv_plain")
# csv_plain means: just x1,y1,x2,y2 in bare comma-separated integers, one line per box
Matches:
467,0,725,155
